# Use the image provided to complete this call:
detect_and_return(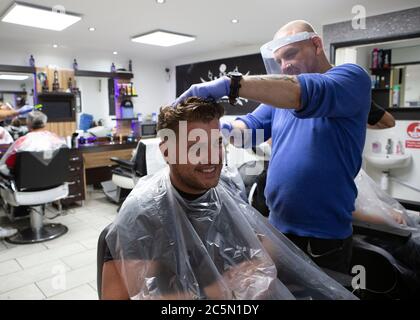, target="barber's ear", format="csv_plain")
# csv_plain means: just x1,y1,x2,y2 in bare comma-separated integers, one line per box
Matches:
312,36,324,55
